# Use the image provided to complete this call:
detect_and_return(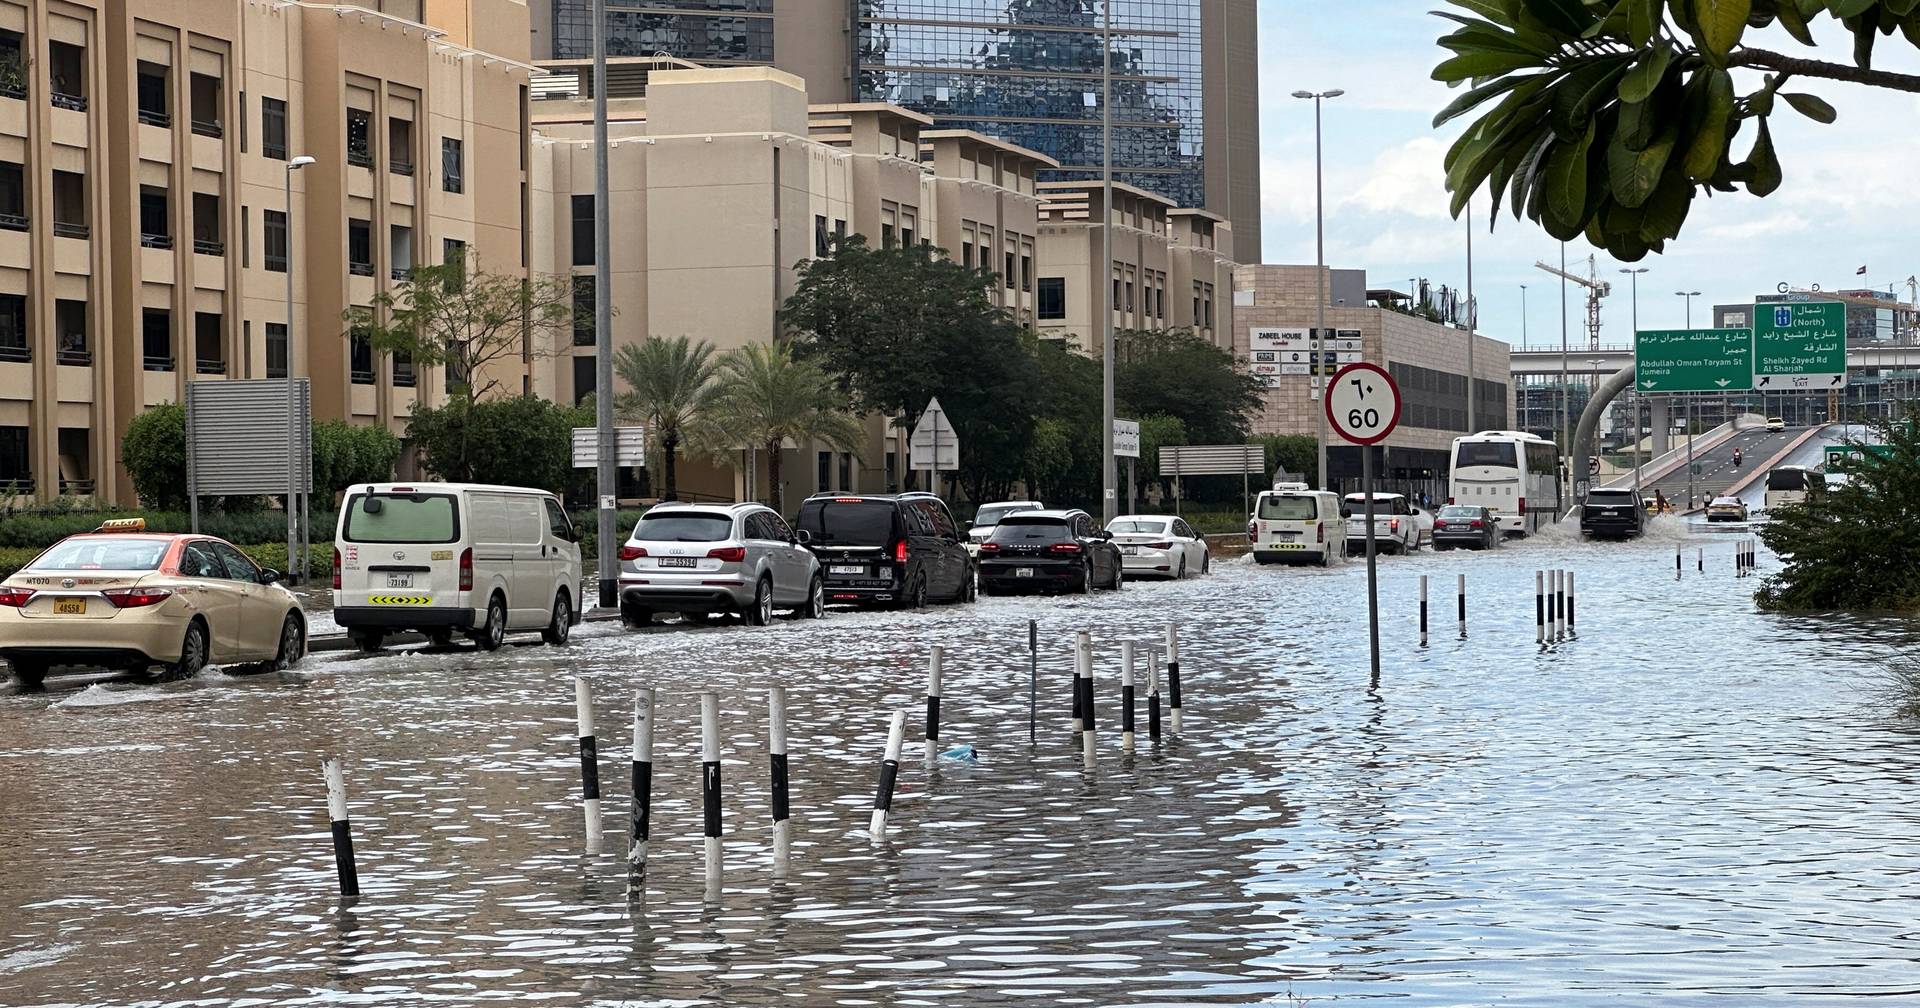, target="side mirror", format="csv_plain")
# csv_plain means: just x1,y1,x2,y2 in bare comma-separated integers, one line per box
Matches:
1096,529,1113,540
1340,507,1353,519
259,568,283,585
793,528,812,545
